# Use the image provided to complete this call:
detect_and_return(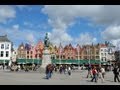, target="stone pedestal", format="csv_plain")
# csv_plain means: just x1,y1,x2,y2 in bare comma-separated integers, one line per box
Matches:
39,48,51,73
